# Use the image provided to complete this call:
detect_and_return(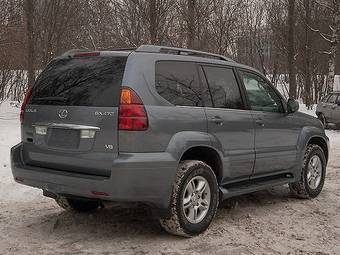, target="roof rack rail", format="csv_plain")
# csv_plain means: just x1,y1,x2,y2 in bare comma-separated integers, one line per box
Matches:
135,45,234,62
111,47,137,51
62,48,92,56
